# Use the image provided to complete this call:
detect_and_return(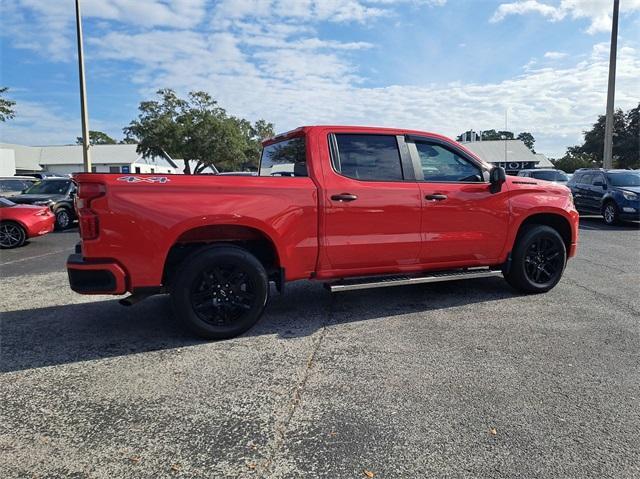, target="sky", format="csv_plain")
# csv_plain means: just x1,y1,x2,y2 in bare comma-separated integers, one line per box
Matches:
0,0,639,158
